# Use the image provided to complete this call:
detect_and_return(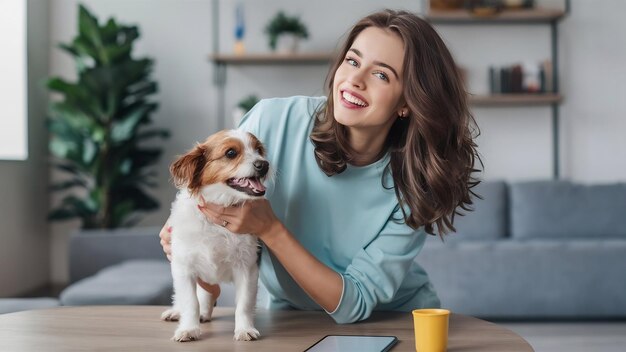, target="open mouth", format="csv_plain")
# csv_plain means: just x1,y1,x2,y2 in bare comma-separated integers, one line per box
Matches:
341,90,369,108
227,177,266,197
